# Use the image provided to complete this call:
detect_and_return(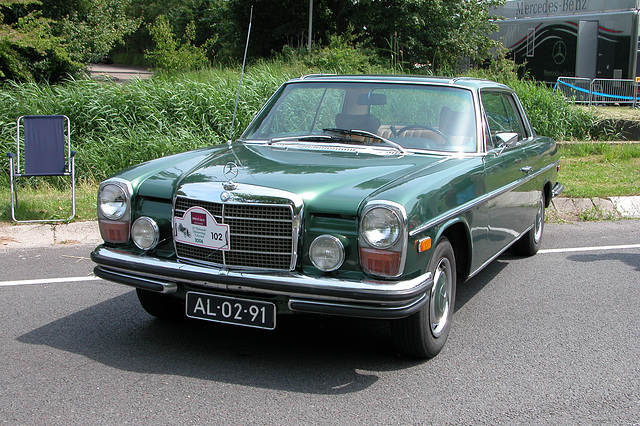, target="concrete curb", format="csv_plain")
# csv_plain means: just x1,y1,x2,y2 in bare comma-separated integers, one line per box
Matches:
1,196,638,250
548,196,640,222
0,221,102,250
